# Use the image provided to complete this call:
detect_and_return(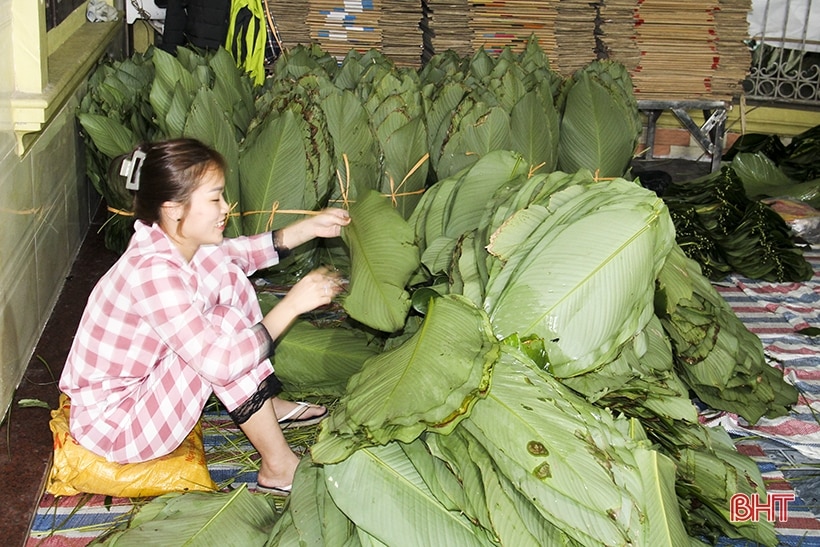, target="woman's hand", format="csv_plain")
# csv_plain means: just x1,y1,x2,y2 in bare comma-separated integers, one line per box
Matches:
260,266,345,340
311,208,351,239
277,208,350,250
285,266,345,312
